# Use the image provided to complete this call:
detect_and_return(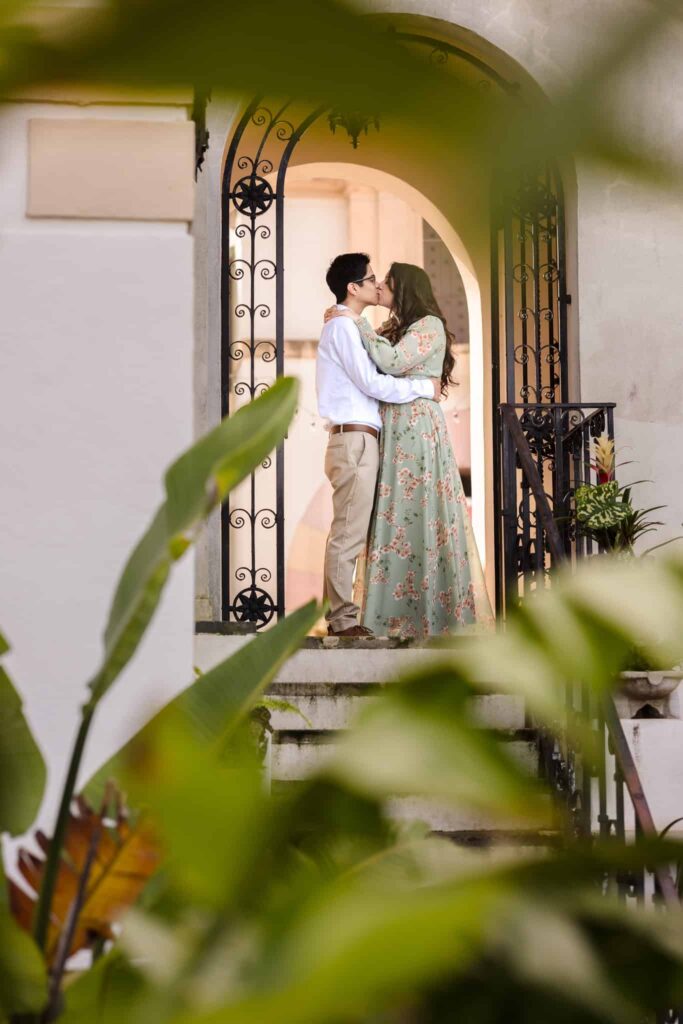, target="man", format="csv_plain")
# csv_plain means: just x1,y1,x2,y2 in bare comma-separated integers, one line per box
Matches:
316,252,441,638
